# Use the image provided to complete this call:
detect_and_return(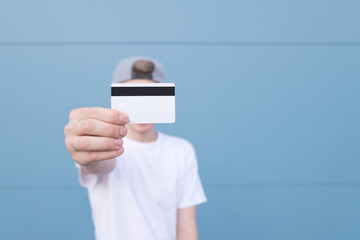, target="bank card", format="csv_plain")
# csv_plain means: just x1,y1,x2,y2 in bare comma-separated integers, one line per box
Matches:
111,83,175,123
